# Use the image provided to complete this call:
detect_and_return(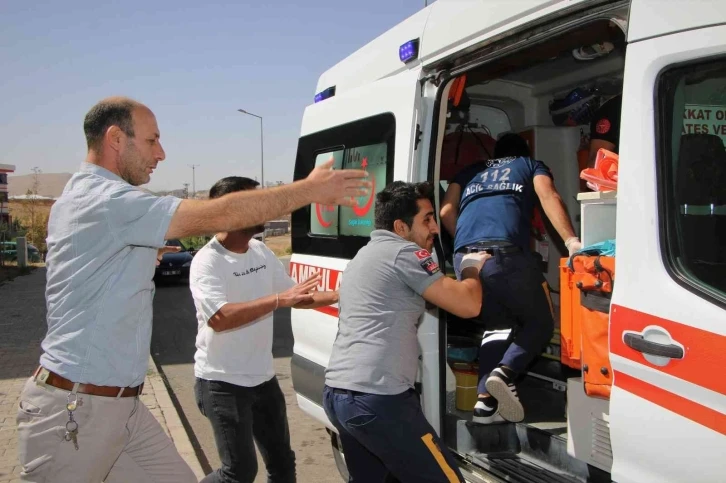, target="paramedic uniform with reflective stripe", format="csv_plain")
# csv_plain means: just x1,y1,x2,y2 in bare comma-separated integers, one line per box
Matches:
452,156,555,396
324,229,465,483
